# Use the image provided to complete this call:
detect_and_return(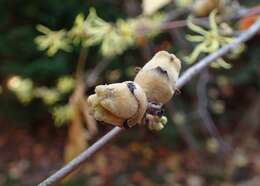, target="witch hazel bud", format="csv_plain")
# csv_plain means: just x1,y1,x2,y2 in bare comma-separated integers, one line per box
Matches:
87,81,147,128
